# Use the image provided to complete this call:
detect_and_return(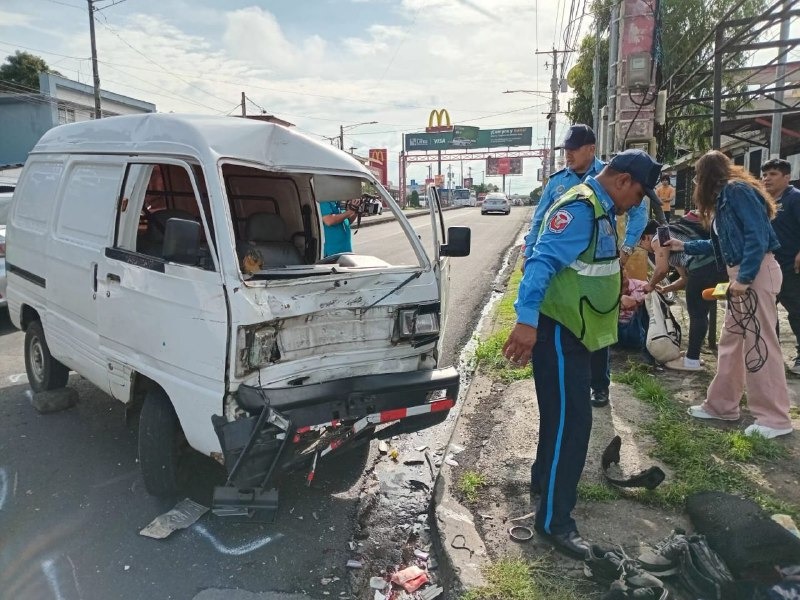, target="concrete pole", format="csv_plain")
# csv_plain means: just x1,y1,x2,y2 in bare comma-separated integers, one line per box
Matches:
592,19,601,131
606,2,620,155
87,0,102,119
241,92,246,117
550,48,559,174
770,0,792,158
